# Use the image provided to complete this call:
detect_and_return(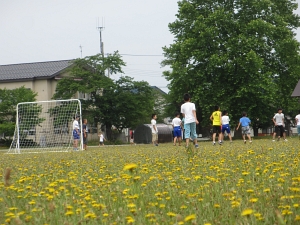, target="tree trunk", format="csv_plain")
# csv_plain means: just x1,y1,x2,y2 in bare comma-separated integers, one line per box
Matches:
105,124,113,140
253,127,258,137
